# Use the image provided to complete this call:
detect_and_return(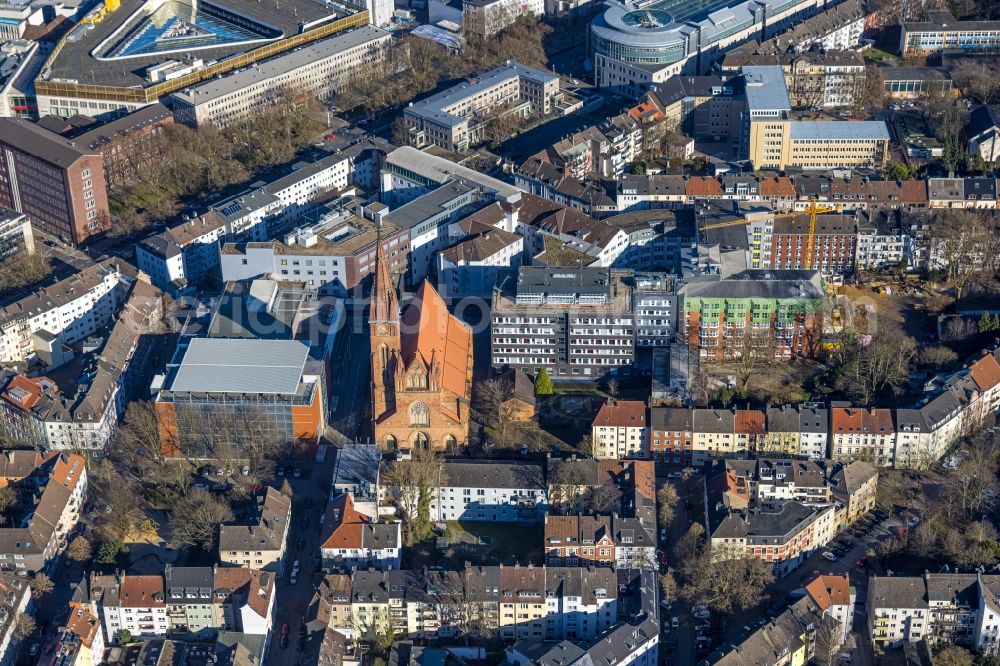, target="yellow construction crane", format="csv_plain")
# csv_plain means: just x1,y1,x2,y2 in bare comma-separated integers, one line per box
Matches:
698,218,749,233
802,199,836,270
775,200,837,270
